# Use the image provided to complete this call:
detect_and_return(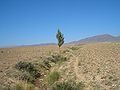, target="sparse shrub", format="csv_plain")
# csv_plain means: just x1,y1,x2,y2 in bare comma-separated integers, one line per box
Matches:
50,54,67,64
15,61,41,83
78,60,81,66
15,61,35,72
0,85,11,90
15,61,41,79
20,71,35,83
43,60,51,69
37,61,50,70
1,51,3,53
112,78,118,81
34,54,67,72
109,76,113,80
47,71,60,85
12,82,35,90
51,81,85,90
29,69,41,79
62,49,70,53
27,84,35,90
70,47,79,50
105,81,112,86
13,84,24,90
35,60,51,71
